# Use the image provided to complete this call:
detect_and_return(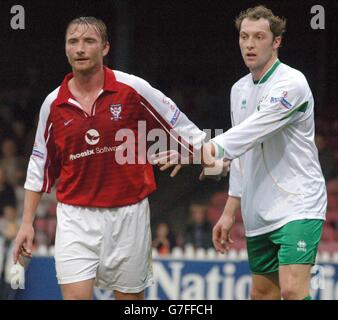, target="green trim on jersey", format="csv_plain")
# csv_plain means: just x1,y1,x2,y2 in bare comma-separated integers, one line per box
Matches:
246,219,323,274
253,59,281,85
212,141,225,159
211,141,225,159
281,101,309,120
